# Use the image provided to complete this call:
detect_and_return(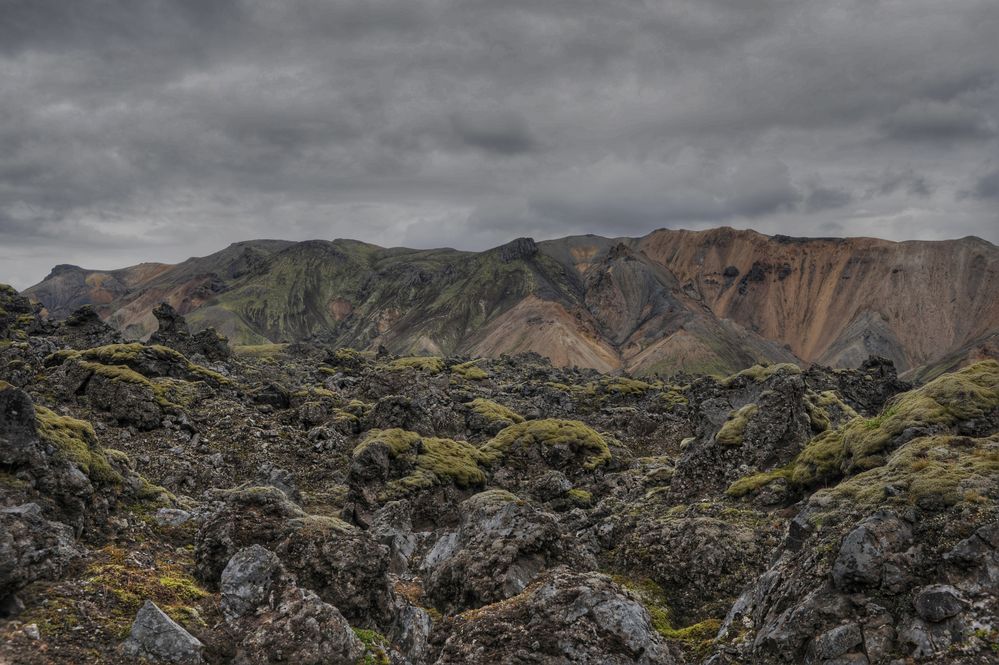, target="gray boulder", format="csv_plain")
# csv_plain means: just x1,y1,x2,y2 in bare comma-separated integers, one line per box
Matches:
424,489,583,614
831,511,912,590
220,545,281,621
0,503,81,603
913,584,964,623
432,567,672,665
122,600,204,664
